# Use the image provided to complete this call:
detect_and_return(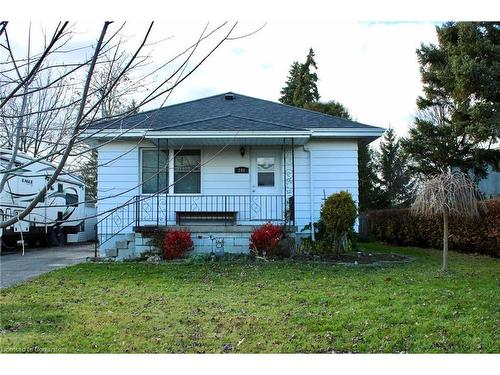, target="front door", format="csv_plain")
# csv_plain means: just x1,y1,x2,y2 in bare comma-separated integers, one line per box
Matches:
250,151,282,221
